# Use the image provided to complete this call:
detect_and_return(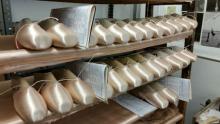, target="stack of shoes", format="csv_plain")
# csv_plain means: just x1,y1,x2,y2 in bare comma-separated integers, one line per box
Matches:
15,17,78,50
98,46,196,98
11,69,96,123
15,14,197,49
130,82,178,109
